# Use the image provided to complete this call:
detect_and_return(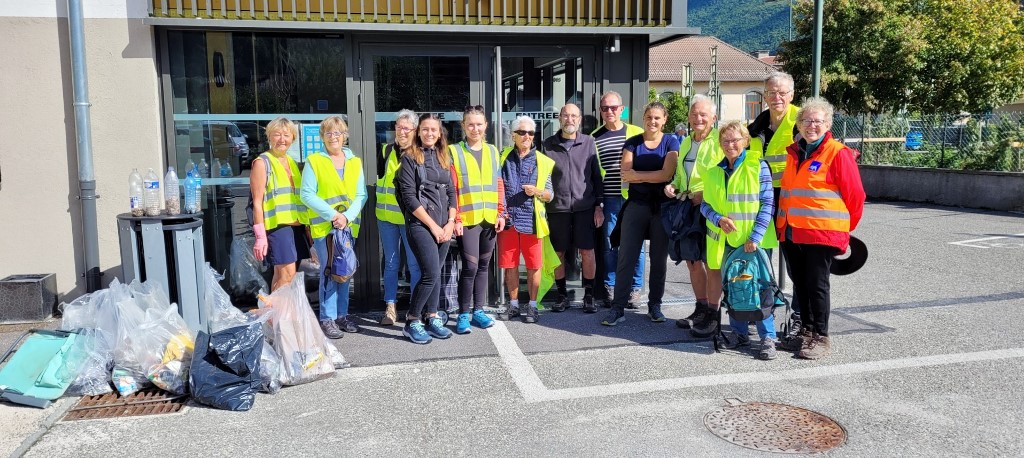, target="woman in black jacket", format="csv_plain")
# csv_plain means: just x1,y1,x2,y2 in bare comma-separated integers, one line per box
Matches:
396,114,458,344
